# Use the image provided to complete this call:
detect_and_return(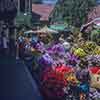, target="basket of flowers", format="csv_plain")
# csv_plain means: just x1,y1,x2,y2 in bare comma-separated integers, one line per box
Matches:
41,67,67,99
89,66,100,89
55,66,74,81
